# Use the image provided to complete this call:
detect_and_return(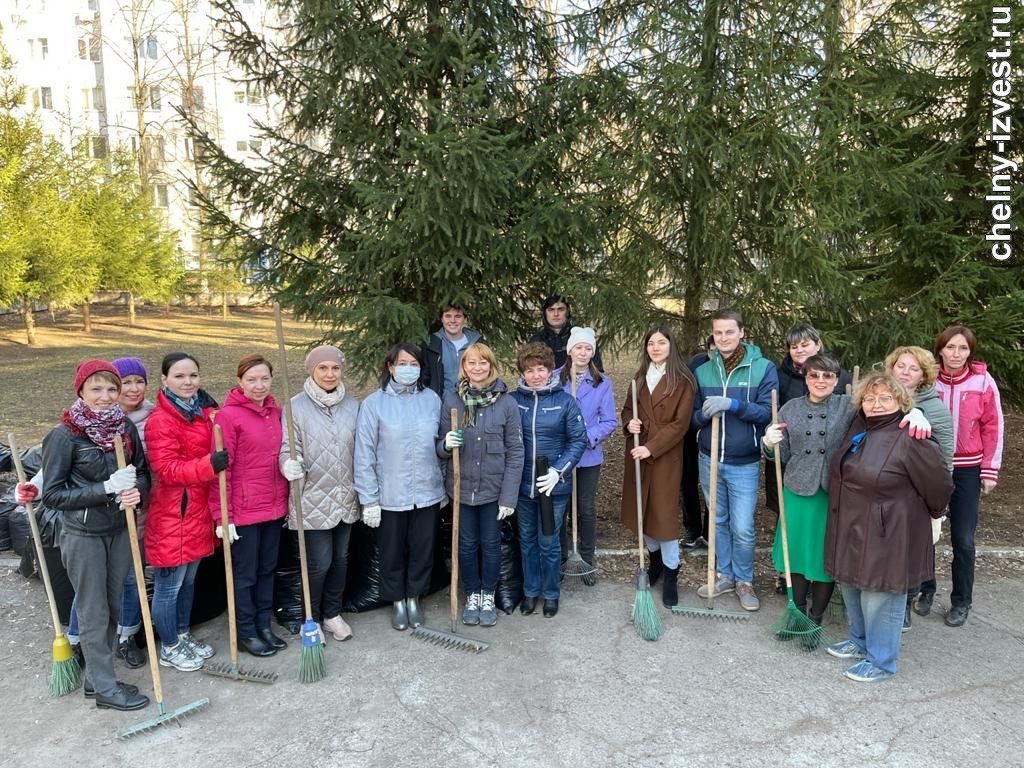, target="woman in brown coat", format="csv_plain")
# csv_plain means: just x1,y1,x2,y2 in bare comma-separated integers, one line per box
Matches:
823,371,952,682
621,326,697,607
